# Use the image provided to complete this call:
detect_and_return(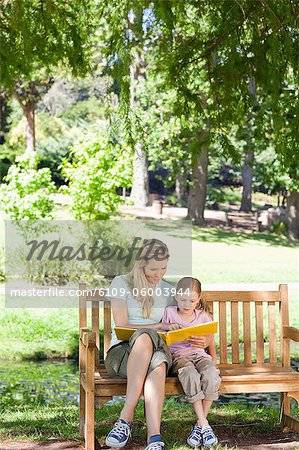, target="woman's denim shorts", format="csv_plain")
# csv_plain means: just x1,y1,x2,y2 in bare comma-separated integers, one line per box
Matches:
104,328,172,378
